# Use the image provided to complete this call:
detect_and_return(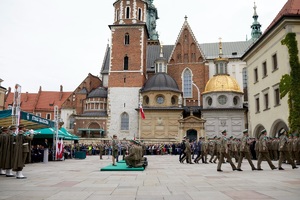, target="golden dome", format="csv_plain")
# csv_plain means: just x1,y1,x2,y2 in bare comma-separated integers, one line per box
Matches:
203,74,243,94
